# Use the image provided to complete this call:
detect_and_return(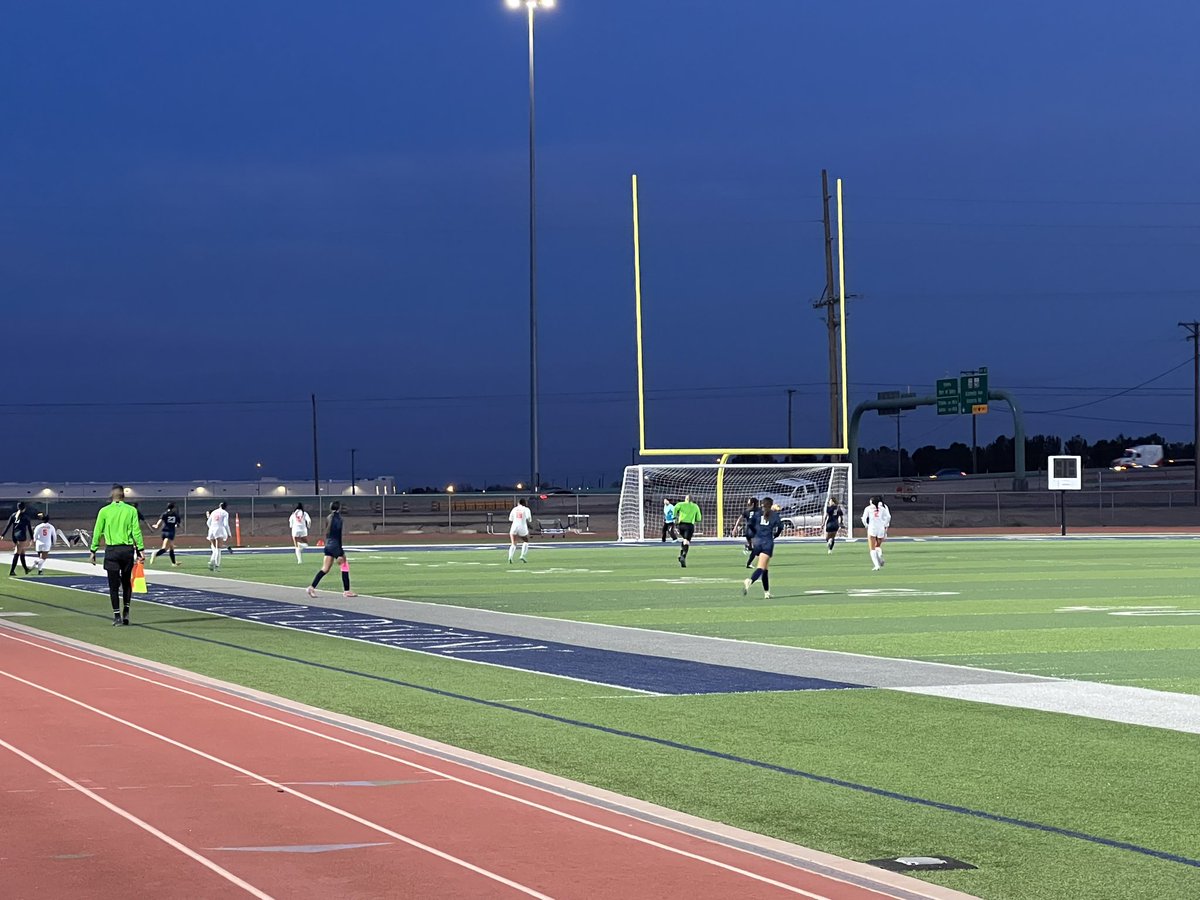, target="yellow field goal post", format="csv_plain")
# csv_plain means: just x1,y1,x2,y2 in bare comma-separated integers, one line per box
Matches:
625,173,853,539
